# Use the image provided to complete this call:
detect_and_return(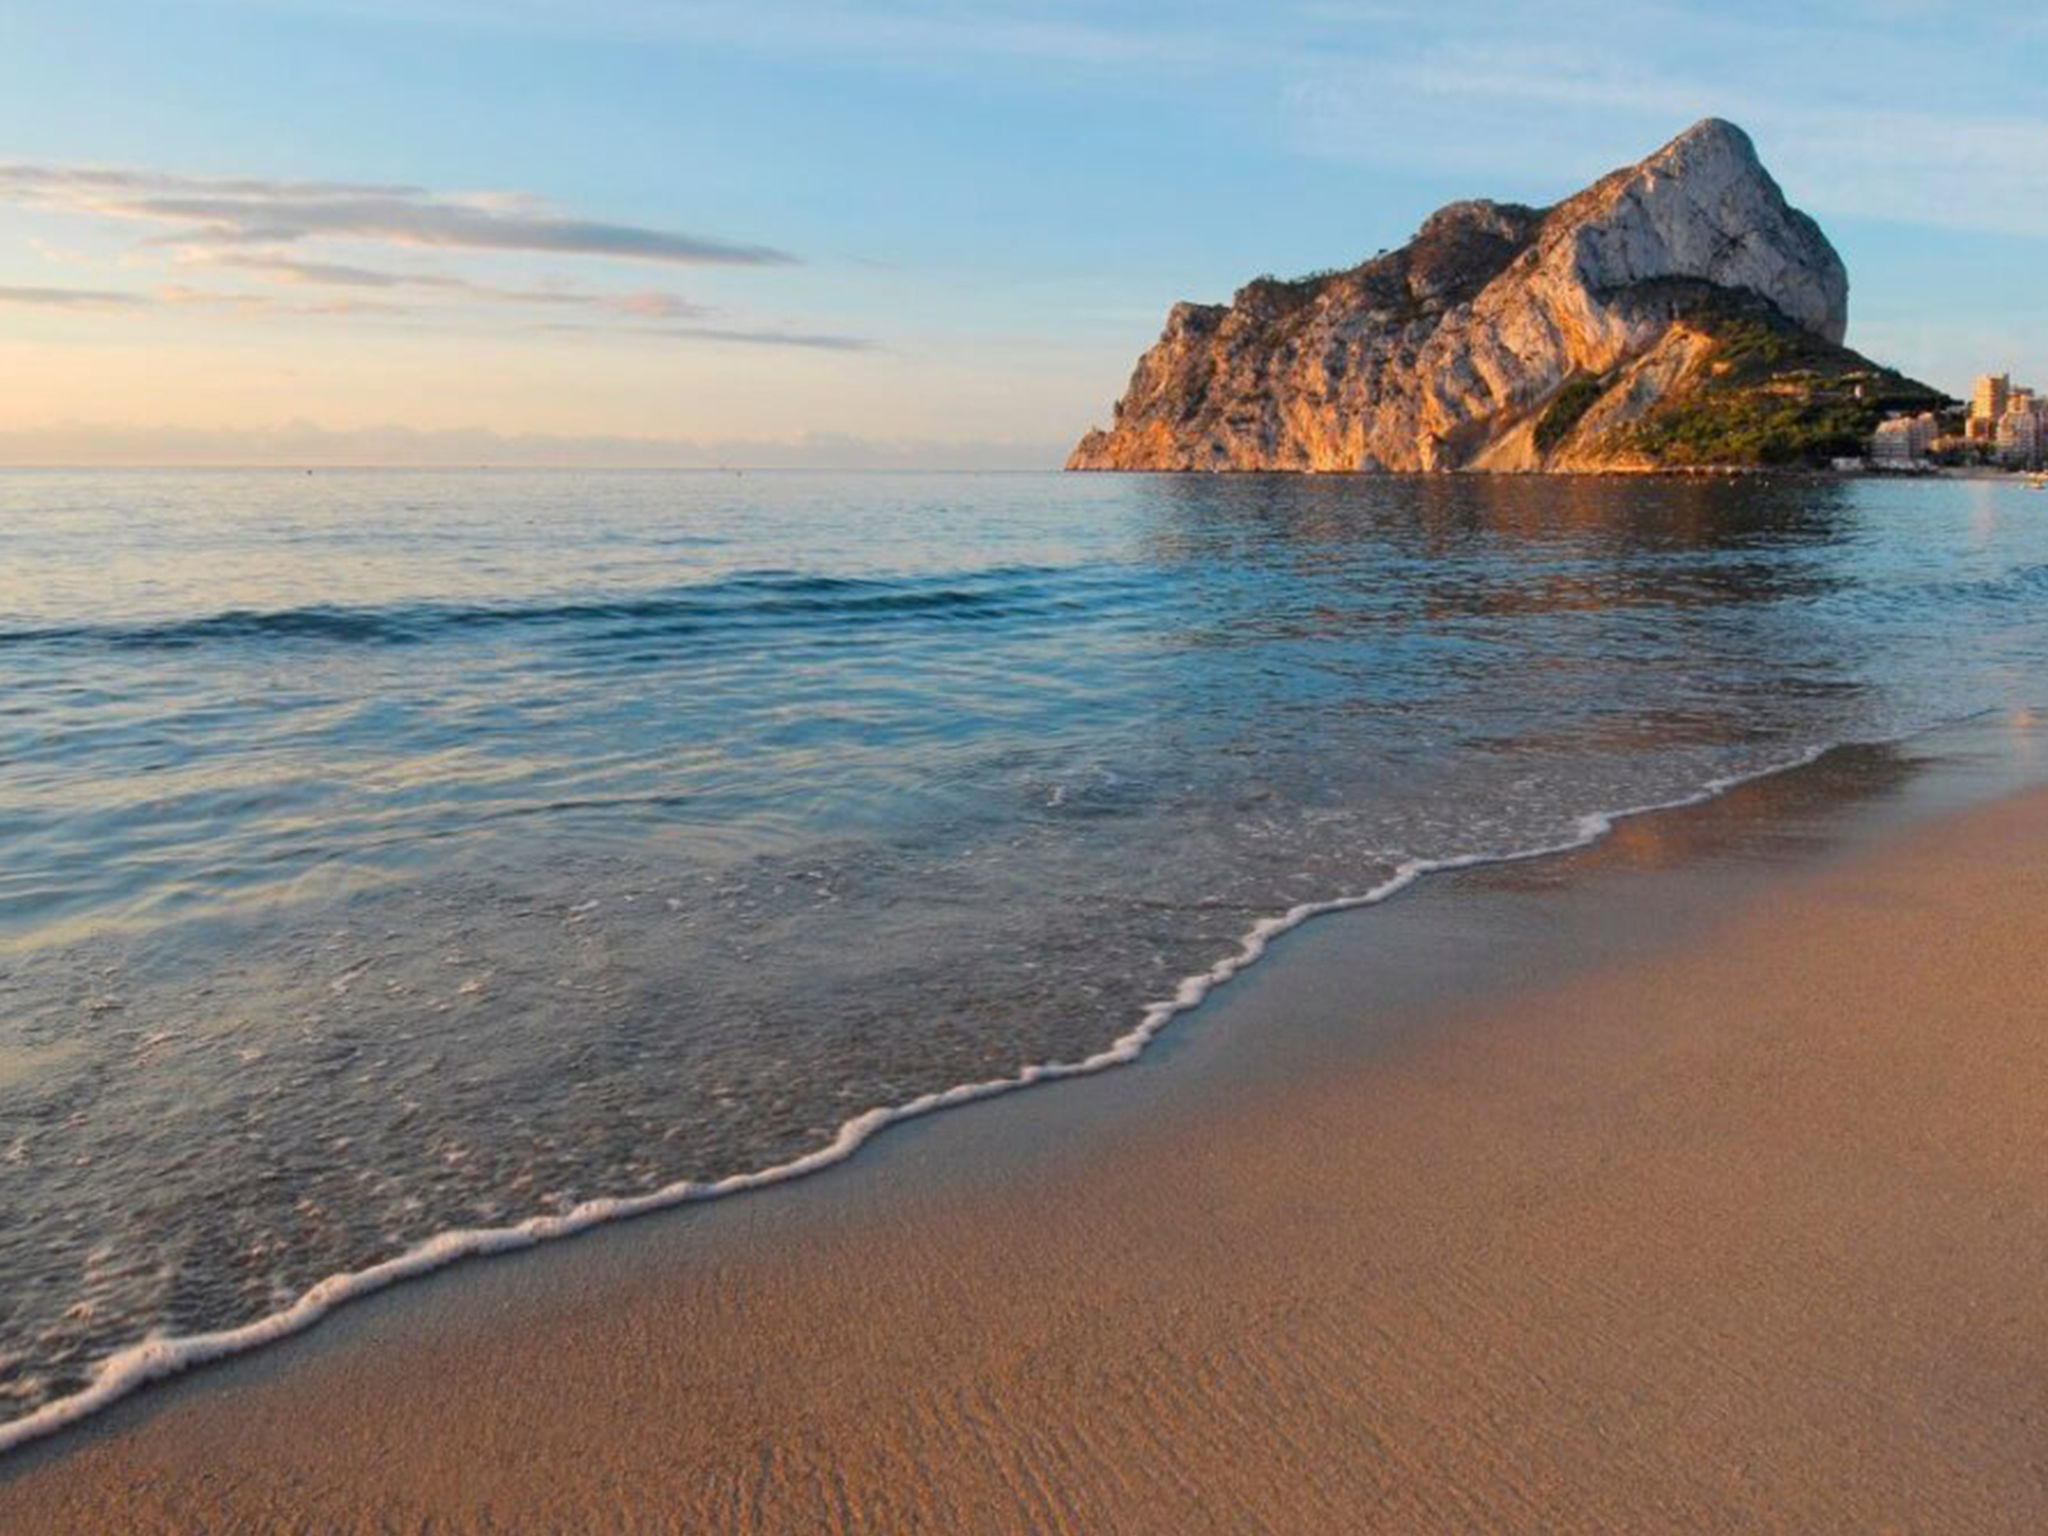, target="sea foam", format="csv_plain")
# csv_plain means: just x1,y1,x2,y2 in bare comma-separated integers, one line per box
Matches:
0,738,1842,1458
